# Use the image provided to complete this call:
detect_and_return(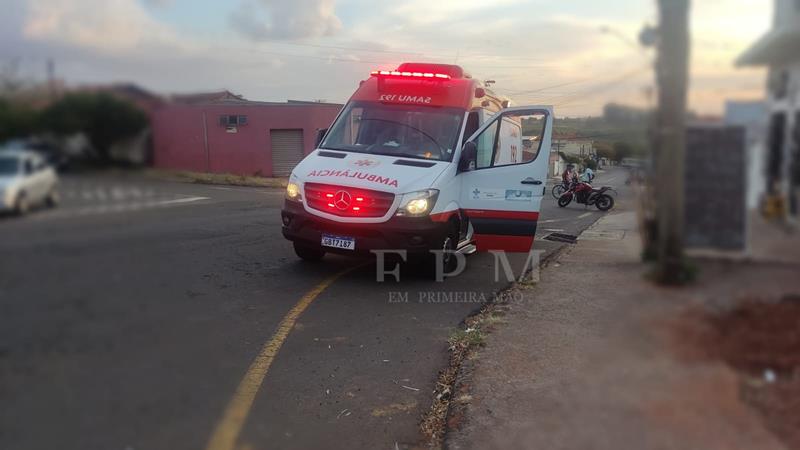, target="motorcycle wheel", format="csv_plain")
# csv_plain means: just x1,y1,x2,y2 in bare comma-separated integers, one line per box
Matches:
595,194,614,211
552,184,566,199
557,195,572,208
